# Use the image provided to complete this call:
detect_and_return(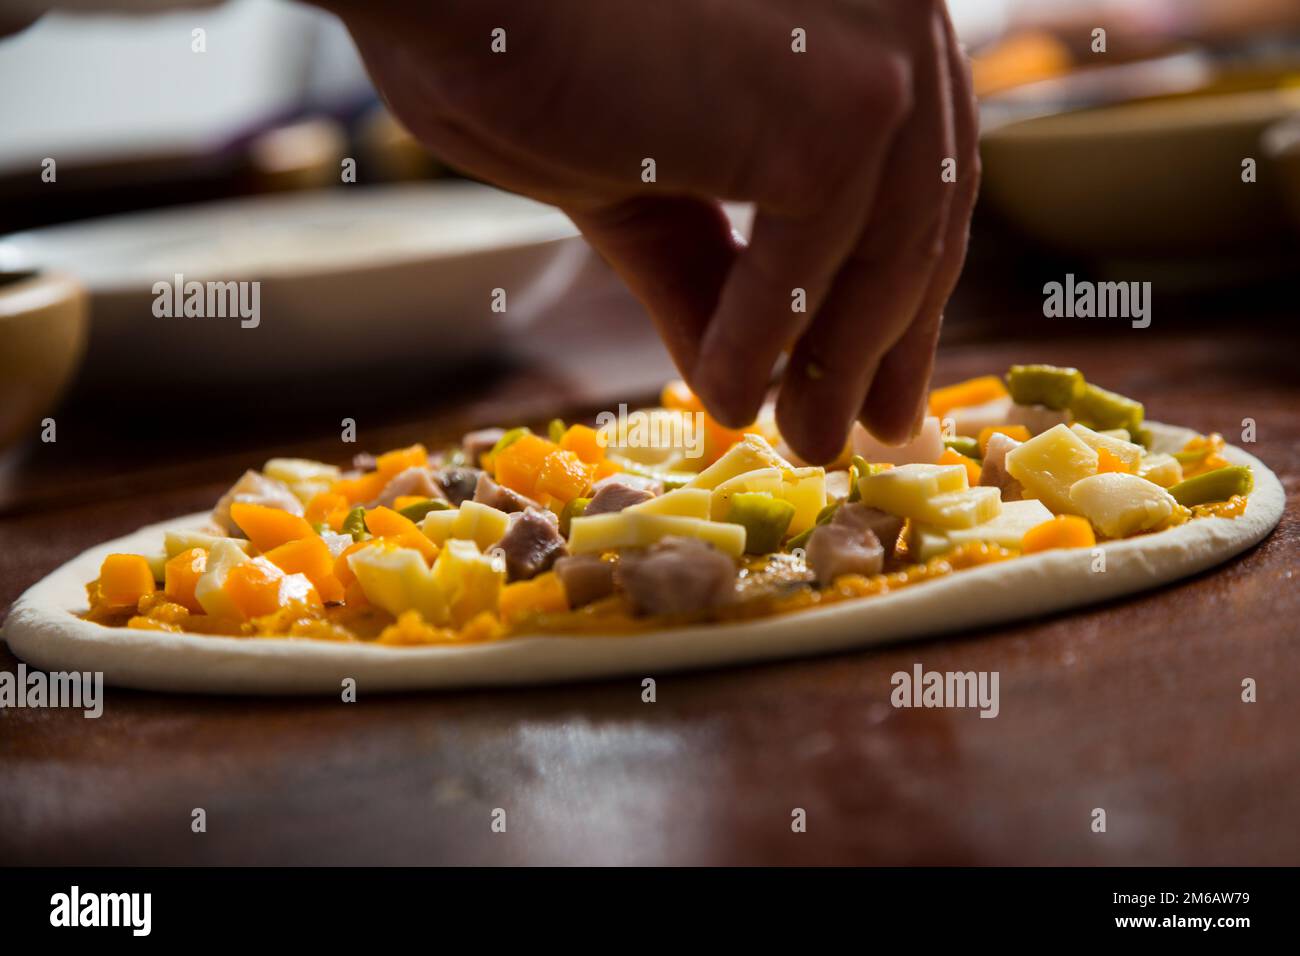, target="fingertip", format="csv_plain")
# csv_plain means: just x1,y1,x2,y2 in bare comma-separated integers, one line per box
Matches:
689,358,764,430
775,388,848,467
860,383,927,447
